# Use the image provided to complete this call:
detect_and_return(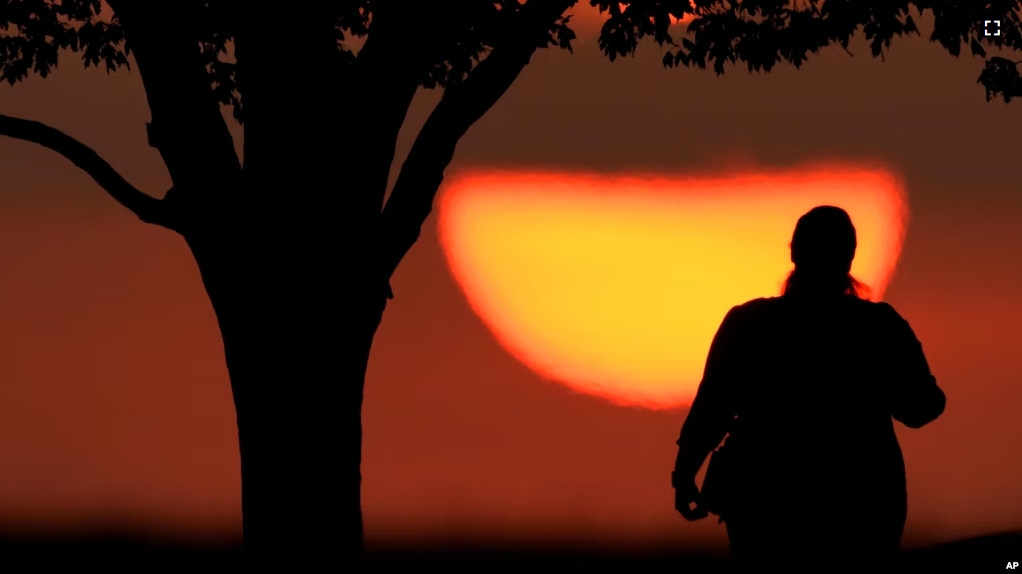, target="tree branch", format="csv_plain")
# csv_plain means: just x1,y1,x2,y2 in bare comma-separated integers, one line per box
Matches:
345,4,431,217
236,2,341,174
0,114,175,230
107,1,240,224
377,0,576,292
